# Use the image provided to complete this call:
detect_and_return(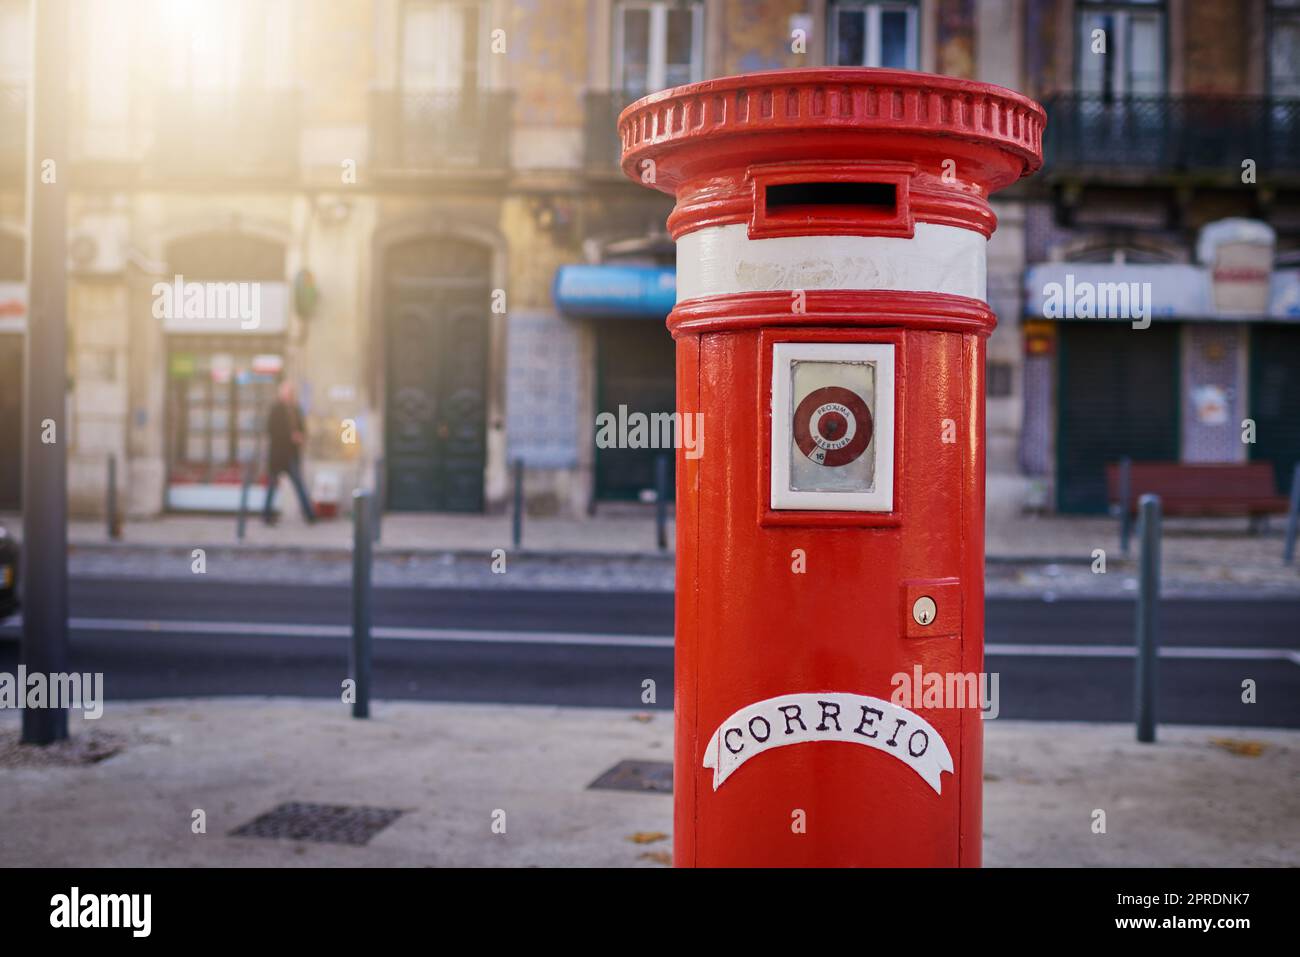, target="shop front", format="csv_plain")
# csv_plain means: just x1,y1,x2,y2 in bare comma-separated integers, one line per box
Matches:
161,283,289,512
554,263,677,503
1023,220,1300,512
164,337,285,511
